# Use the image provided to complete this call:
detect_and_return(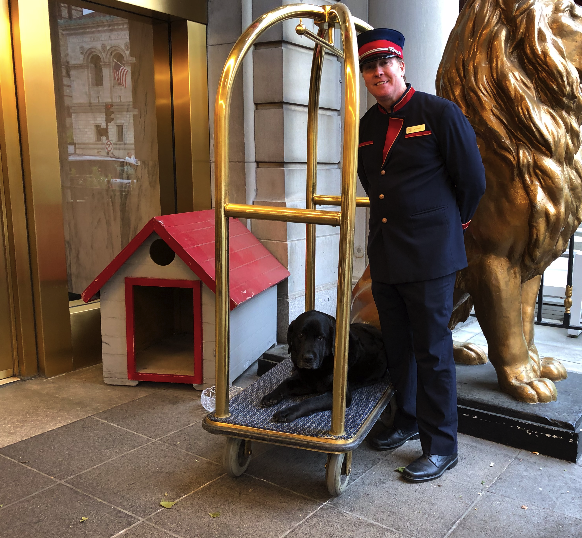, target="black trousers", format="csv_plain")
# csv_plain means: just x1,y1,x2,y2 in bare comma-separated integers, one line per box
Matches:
371,273,457,455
